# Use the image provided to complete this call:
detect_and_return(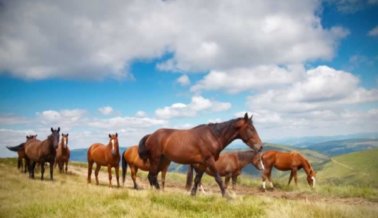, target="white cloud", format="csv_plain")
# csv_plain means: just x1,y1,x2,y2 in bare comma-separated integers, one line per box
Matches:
191,65,304,93
177,74,190,86
98,106,113,115
88,116,167,129
155,95,231,119
368,26,378,37
0,0,347,79
38,109,86,128
135,111,147,117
